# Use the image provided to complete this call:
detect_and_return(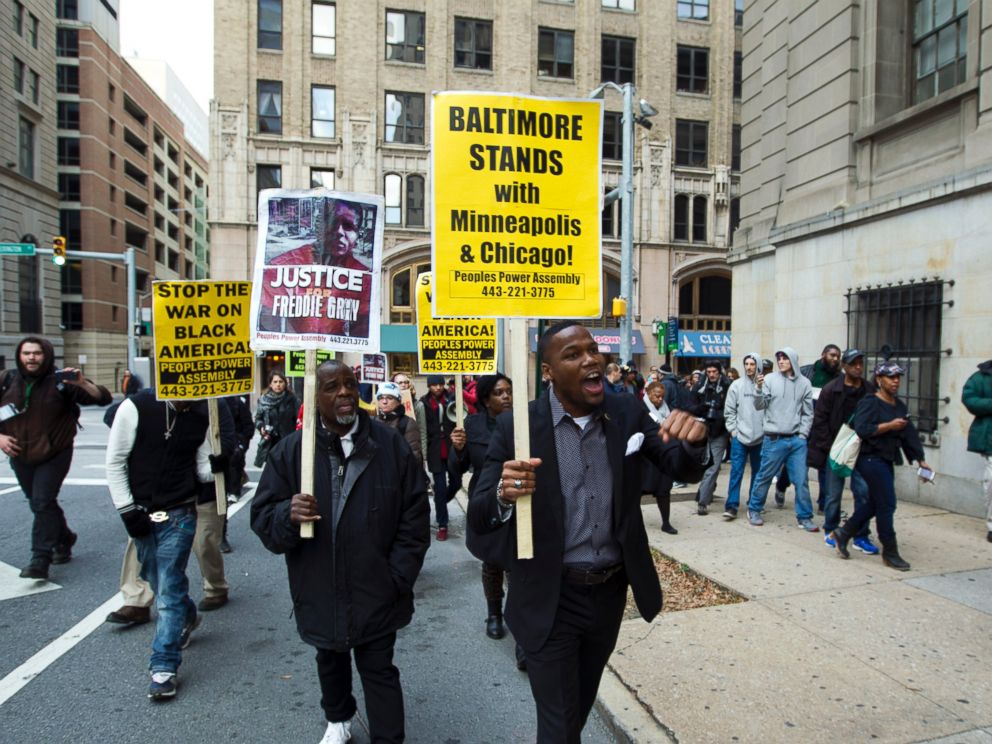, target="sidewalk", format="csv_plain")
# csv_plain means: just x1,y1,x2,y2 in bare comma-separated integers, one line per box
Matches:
598,471,992,743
